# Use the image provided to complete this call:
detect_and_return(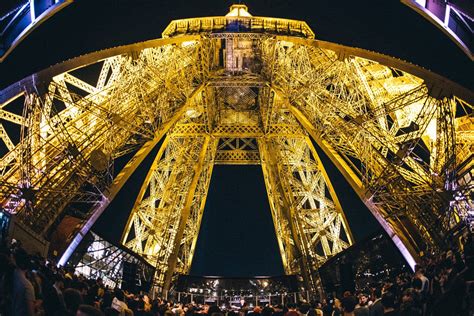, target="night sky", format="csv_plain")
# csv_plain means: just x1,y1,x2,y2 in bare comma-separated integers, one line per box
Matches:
190,166,285,276
1,0,472,276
